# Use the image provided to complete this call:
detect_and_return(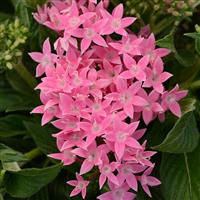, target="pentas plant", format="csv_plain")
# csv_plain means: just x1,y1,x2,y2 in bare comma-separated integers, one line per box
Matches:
30,0,187,199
